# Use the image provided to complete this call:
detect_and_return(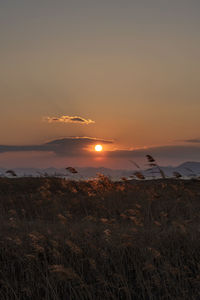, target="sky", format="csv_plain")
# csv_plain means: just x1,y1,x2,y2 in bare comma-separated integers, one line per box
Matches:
0,0,200,169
